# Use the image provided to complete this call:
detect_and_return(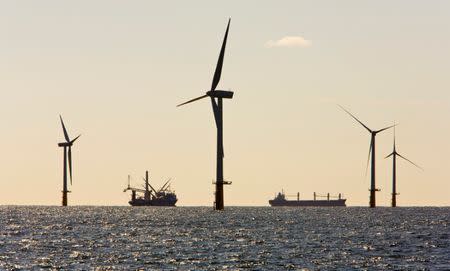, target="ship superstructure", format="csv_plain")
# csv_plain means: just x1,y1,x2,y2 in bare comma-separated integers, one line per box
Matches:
123,170,177,206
